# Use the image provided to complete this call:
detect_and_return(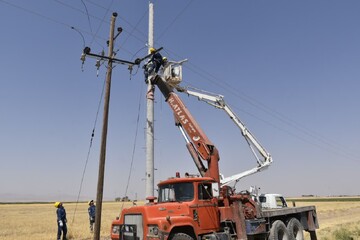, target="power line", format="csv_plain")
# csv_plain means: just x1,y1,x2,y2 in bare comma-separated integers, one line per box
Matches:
53,0,113,48
0,0,107,45
119,82,144,213
0,0,141,59
80,0,93,33
71,76,106,225
84,0,148,44
88,0,115,47
55,0,146,56
2,0,357,166
71,26,86,48
162,48,360,163
118,9,148,49
156,0,194,42
96,1,360,163
1,0,71,29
